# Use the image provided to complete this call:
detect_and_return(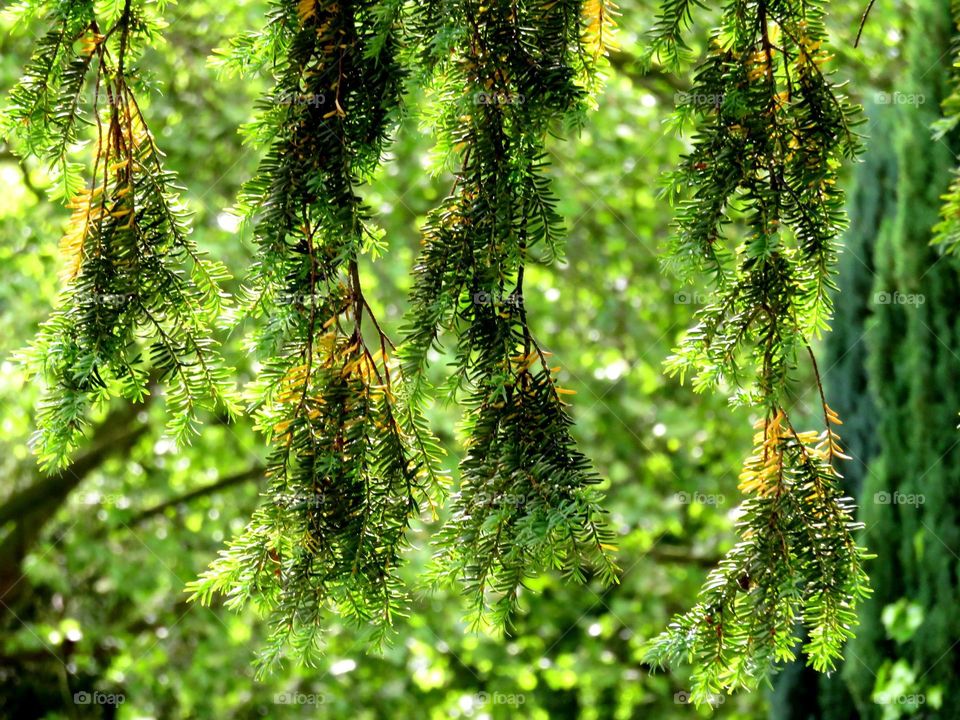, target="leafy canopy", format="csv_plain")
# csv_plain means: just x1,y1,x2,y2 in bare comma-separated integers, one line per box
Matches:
3,0,871,692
